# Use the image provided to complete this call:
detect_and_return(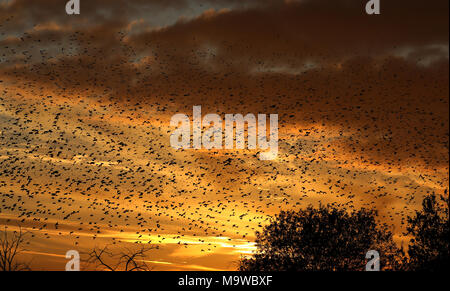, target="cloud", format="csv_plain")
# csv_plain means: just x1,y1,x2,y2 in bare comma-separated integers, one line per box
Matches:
1,0,448,93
